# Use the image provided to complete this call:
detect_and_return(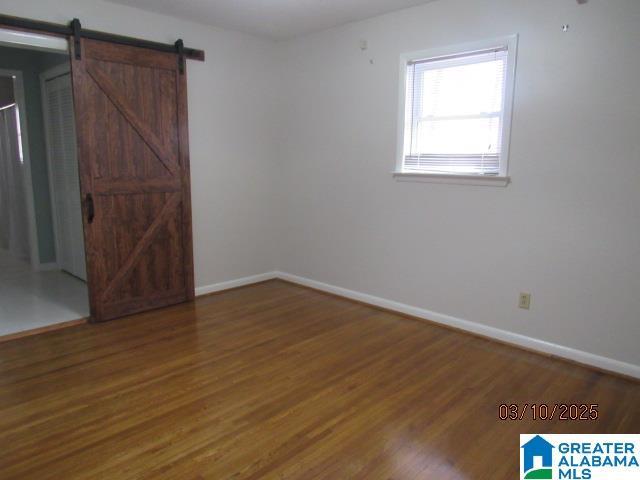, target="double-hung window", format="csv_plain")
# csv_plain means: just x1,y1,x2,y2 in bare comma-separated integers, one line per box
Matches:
396,36,517,185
